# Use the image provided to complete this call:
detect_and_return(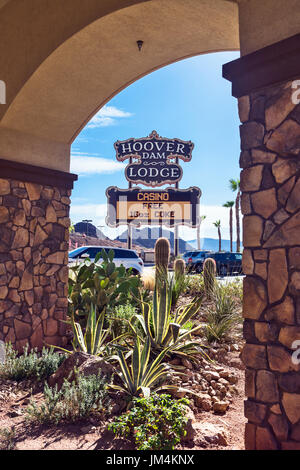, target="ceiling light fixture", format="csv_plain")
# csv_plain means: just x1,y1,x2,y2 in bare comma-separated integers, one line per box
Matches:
137,40,144,51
